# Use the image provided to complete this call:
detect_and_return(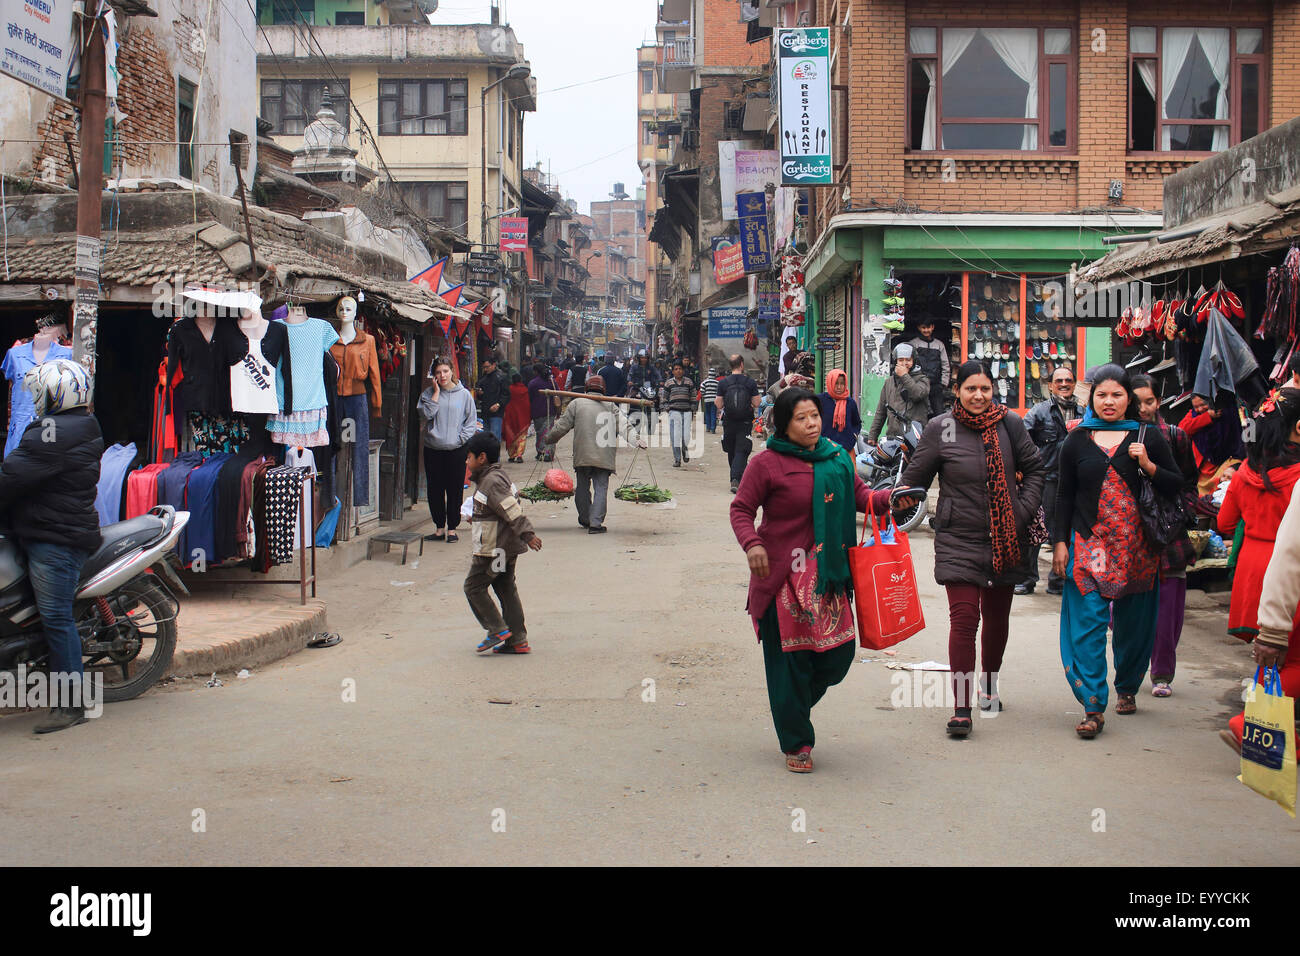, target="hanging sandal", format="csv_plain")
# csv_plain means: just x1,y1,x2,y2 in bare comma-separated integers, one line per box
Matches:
1076,712,1105,738
946,715,973,737
1115,693,1137,715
